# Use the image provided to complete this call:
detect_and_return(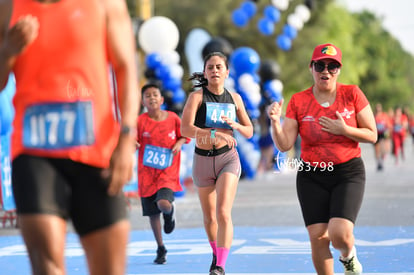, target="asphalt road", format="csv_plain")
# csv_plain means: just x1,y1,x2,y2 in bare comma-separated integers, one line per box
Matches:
128,138,414,230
